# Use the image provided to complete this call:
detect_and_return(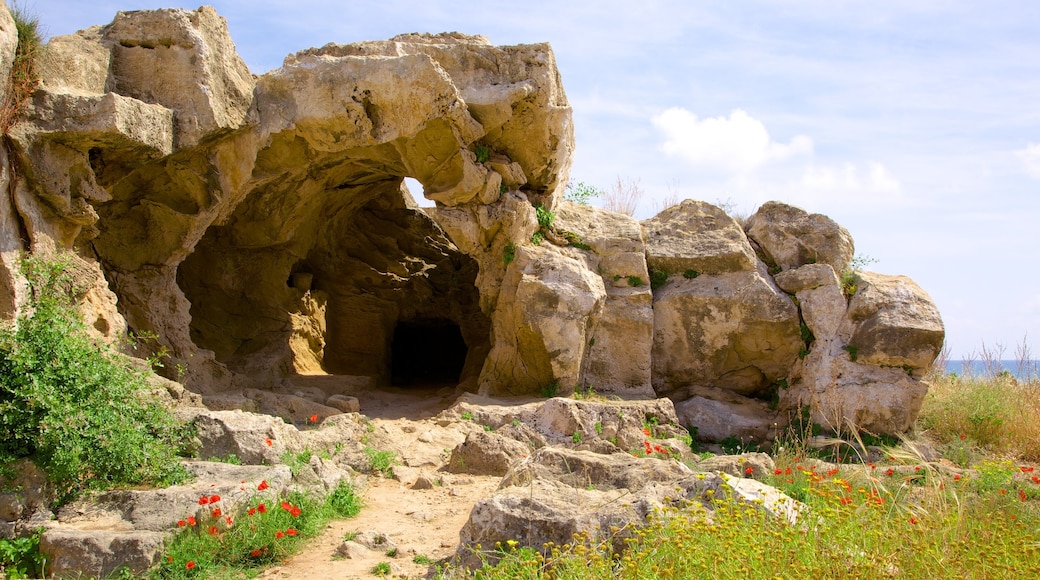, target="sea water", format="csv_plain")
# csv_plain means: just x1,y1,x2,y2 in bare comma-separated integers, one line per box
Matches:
944,360,1040,381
